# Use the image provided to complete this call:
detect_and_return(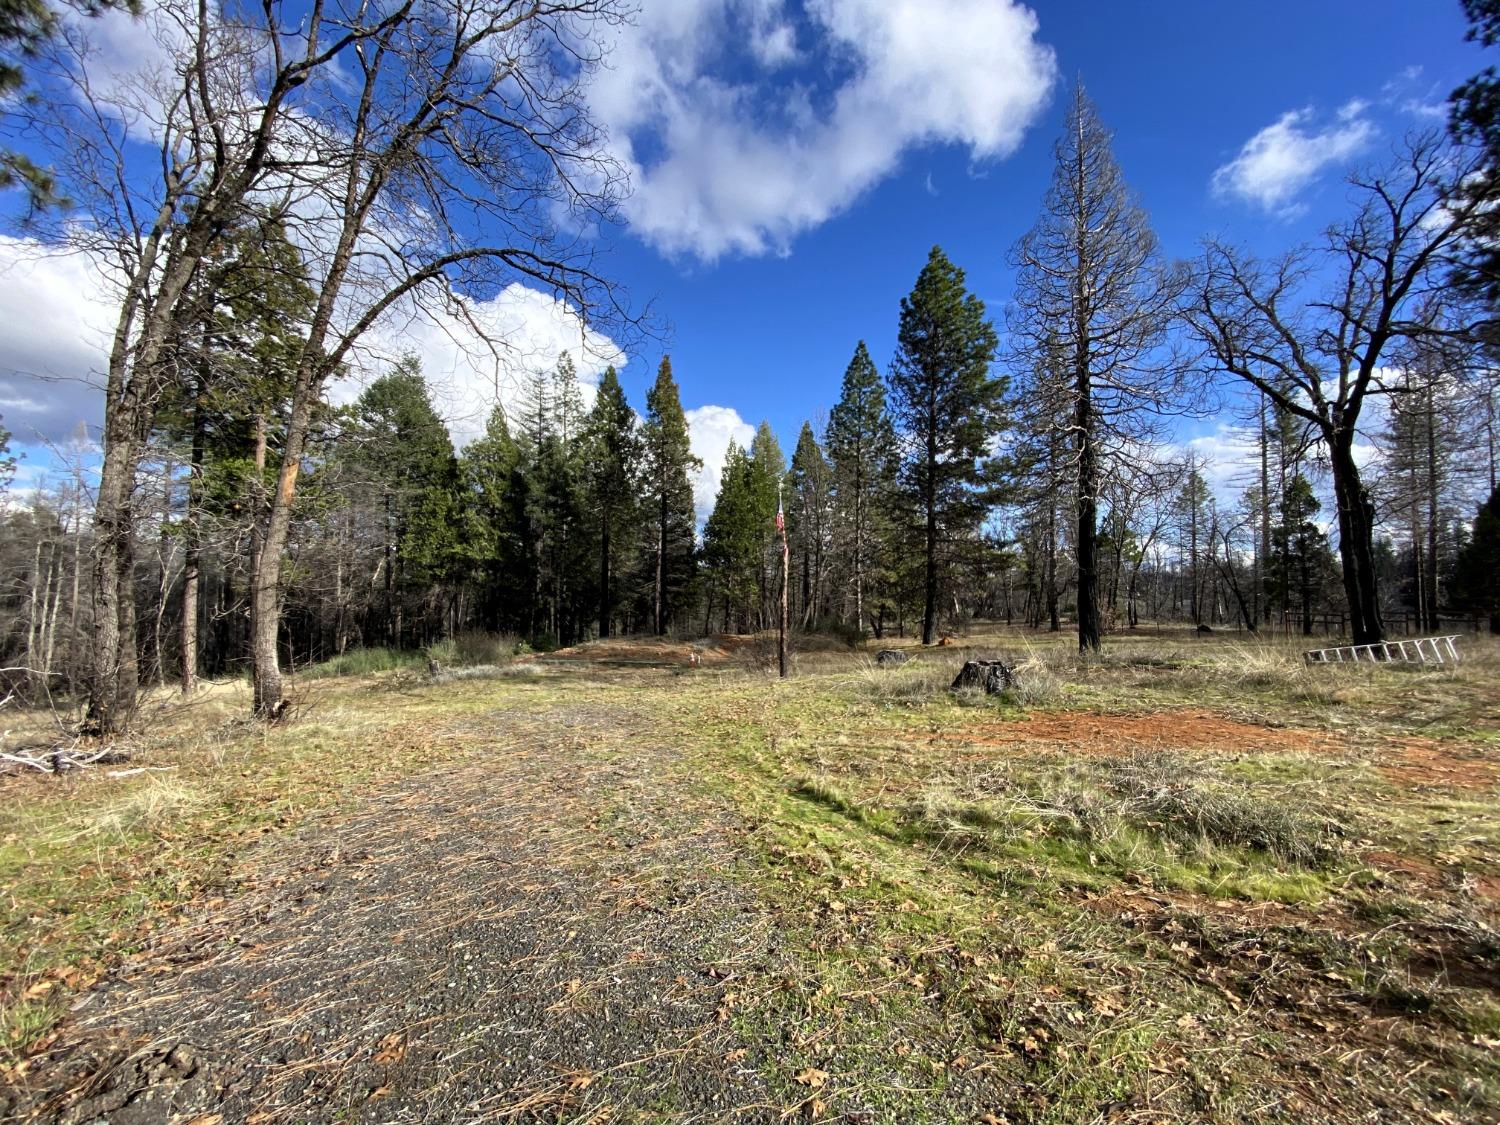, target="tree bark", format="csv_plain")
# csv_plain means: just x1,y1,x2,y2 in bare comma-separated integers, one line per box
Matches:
921,389,939,647
599,518,612,638
180,384,206,693
1075,367,1101,653
1329,432,1384,645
